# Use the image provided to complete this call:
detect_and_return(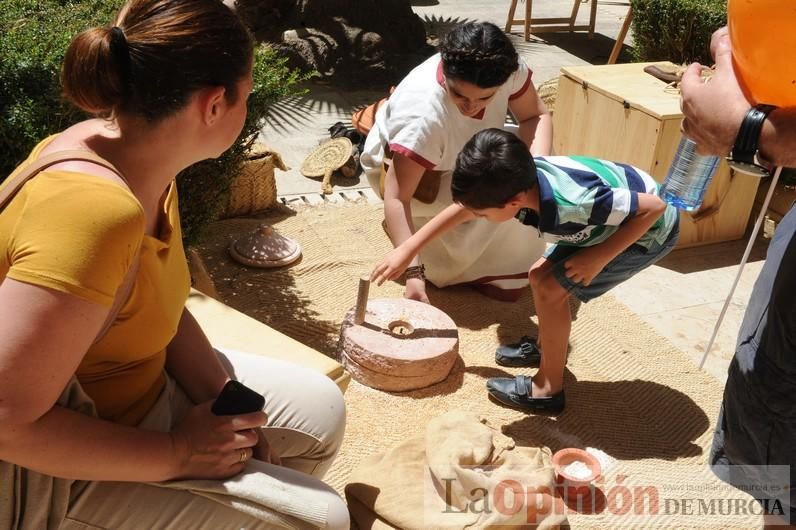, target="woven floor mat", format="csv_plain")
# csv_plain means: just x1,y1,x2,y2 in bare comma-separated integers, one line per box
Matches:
196,202,758,529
